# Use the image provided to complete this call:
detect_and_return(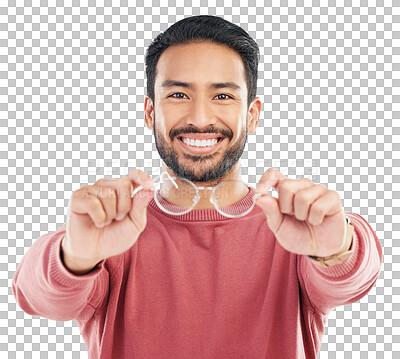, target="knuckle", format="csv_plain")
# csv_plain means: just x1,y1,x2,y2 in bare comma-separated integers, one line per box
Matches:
118,199,132,211
280,180,291,192
87,195,99,208
118,207,131,218
76,186,90,200
96,178,110,184
332,190,341,201
98,187,116,199
120,177,133,190
107,187,117,198
267,167,279,180
130,169,142,181
311,203,324,217
119,204,131,214
74,185,86,194
99,215,107,224
295,192,309,204
94,178,105,186
119,177,132,190
116,188,131,202
91,186,102,198
119,187,130,200
70,189,79,200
